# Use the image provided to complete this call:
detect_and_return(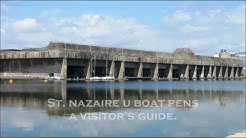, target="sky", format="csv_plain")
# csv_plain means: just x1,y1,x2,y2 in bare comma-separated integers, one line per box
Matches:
0,1,245,55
